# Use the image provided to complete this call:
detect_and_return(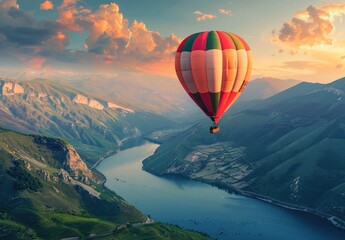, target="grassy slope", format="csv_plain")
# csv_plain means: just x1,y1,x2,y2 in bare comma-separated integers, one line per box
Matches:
0,128,211,240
